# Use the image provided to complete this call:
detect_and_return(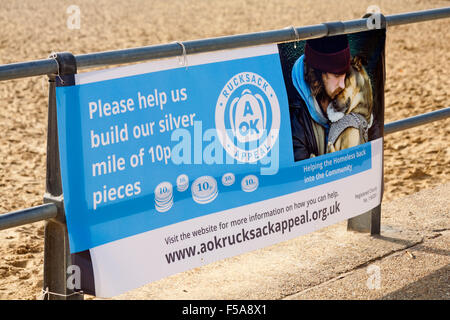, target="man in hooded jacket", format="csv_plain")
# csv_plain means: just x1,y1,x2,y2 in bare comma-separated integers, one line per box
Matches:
289,35,351,161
